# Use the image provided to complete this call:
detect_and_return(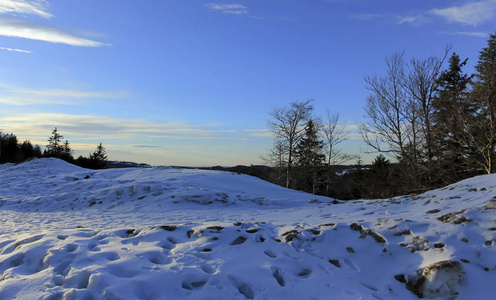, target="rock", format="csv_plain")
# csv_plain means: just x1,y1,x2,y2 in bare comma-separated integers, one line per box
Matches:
437,210,472,224
329,259,341,268
407,260,465,299
394,274,406,283
365,229,387,243
349,223,387,243
485,199,496,209
402,236,430,252
282,230,299,242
